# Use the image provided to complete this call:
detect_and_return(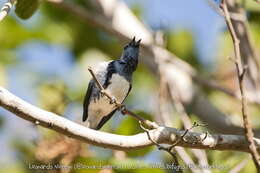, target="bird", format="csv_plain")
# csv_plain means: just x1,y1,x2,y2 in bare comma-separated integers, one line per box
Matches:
82,37,141,130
